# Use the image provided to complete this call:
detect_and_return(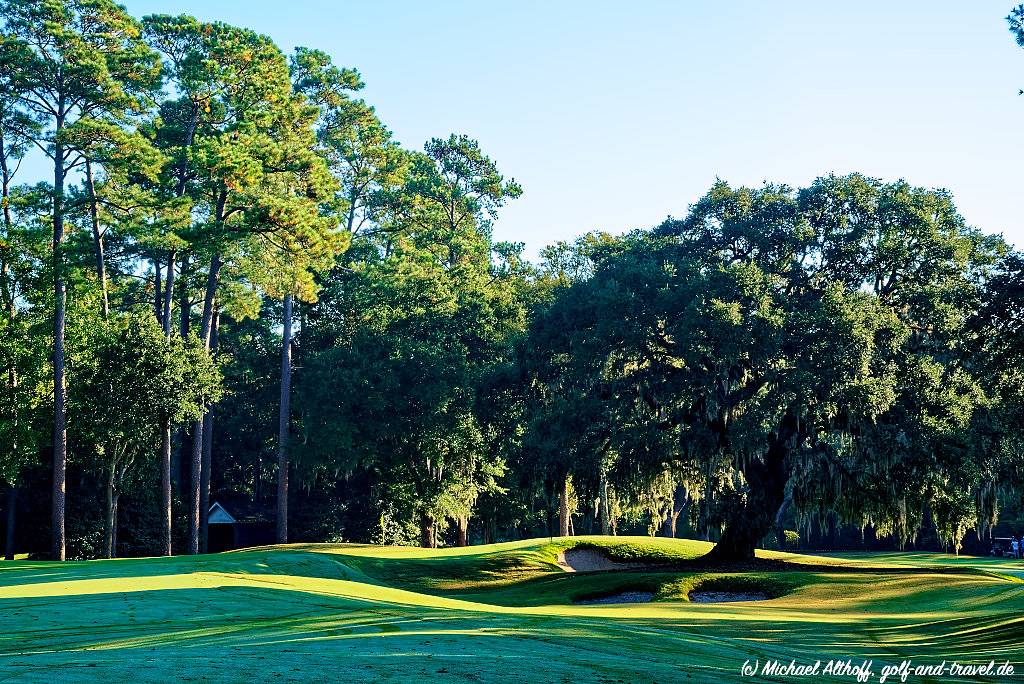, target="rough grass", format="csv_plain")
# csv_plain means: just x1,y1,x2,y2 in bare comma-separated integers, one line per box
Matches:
1,536,1023,682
